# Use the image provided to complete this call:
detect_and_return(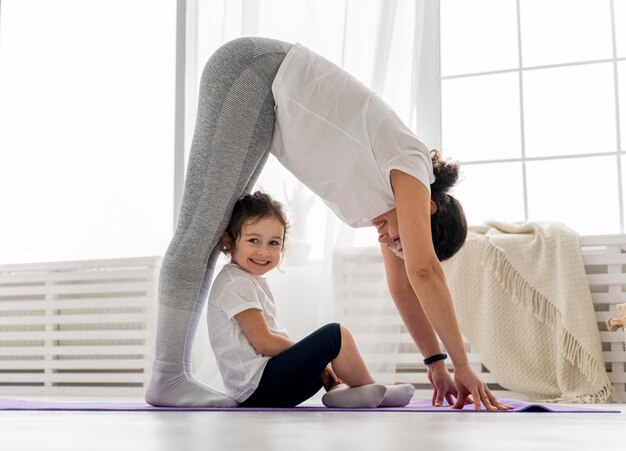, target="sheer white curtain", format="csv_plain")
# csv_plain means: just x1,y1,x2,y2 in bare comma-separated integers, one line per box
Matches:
0,0,177,265
188,0,439,388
